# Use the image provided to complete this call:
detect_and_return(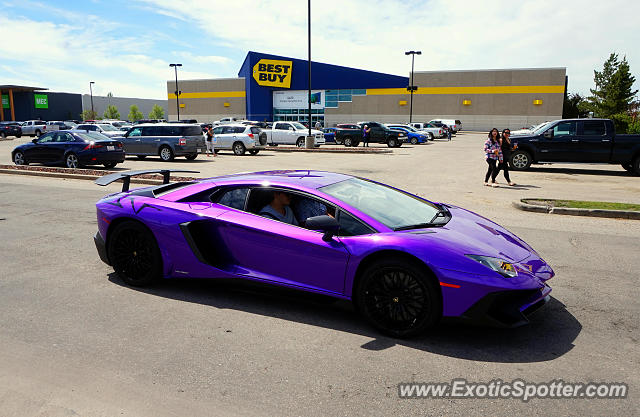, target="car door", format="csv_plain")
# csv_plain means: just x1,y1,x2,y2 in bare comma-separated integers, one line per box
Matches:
273,122,291,144
213,187,350,294
49,132,74,163
538,121,577,162
369,123,385,142
211,126,226,149
141,126,161,155
122,127,143,154
576,120,611,162
25,132,55,162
